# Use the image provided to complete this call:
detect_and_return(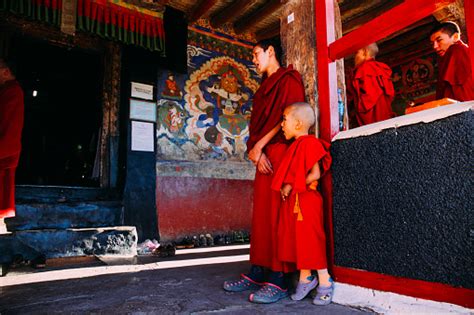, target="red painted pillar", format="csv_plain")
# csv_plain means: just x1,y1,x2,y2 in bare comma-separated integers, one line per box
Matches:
465,0,474,80
314,0,338,269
